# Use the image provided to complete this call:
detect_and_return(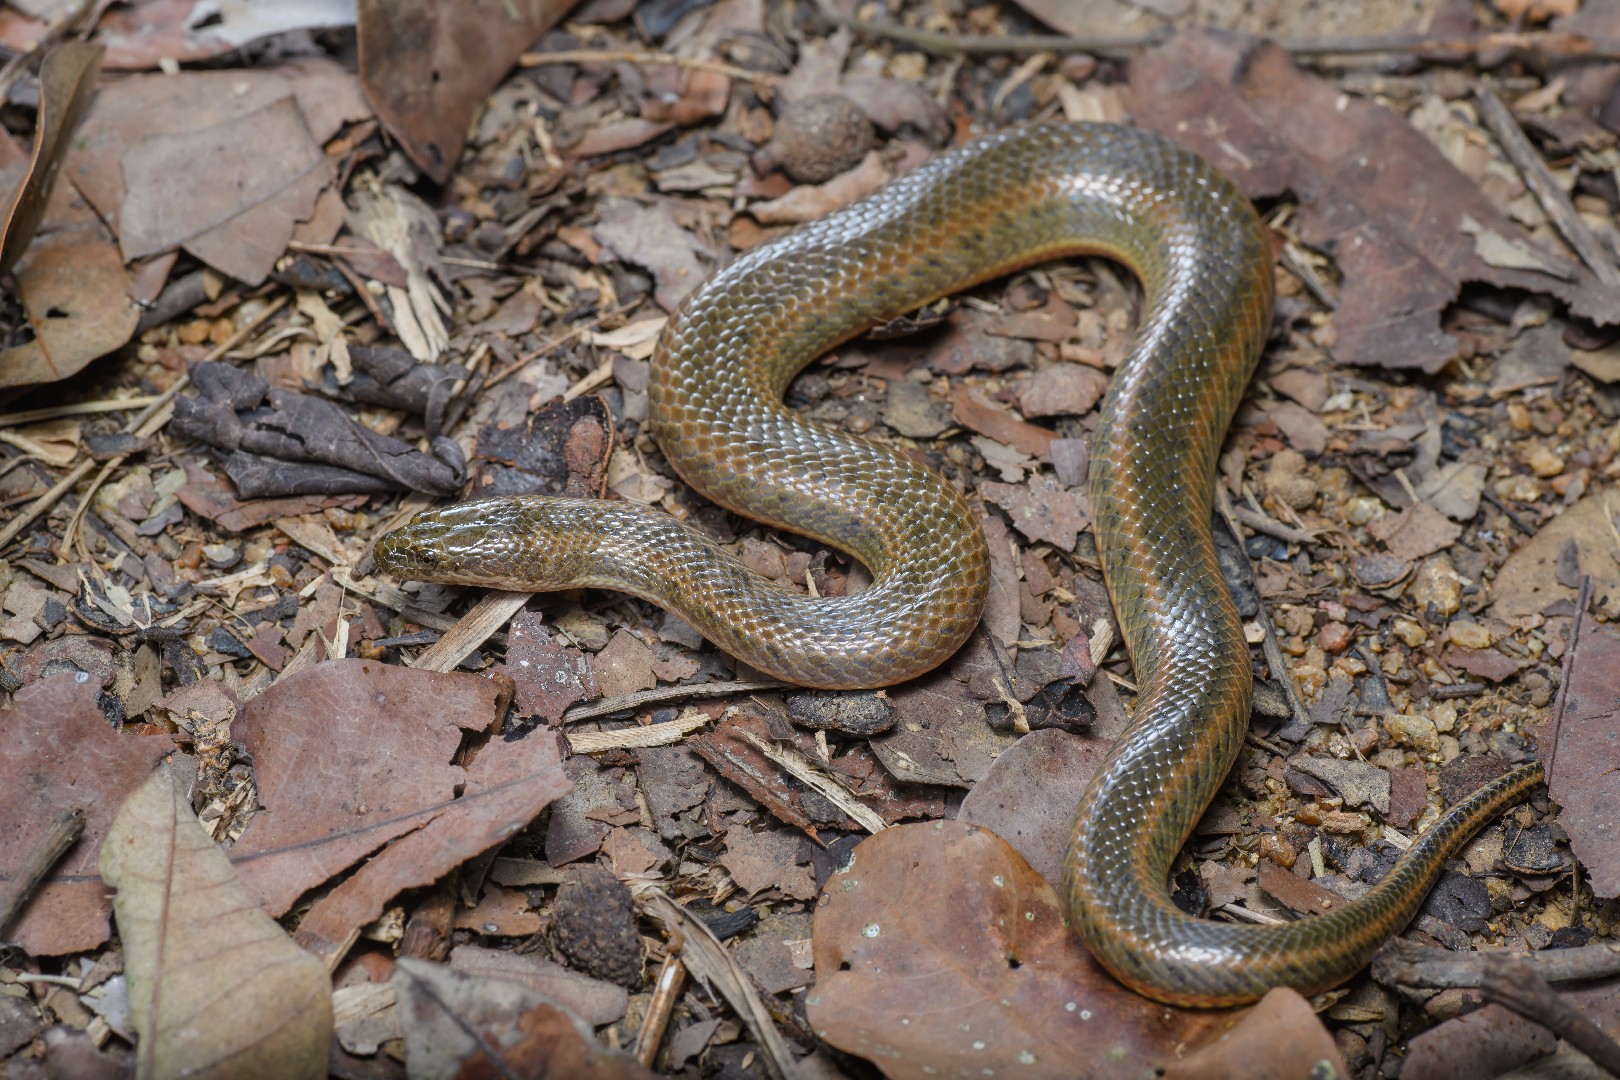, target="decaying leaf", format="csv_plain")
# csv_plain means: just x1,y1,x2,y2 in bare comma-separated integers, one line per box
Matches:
810,820,1233,1079
101,769,331,1080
